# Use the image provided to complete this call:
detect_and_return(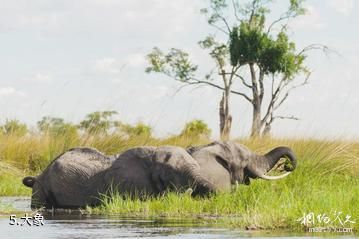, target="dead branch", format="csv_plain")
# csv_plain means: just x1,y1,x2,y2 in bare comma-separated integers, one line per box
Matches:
297,44,333,57
274,73,310,111
273,115,300,121
231,0,241,22
165,72,253,103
